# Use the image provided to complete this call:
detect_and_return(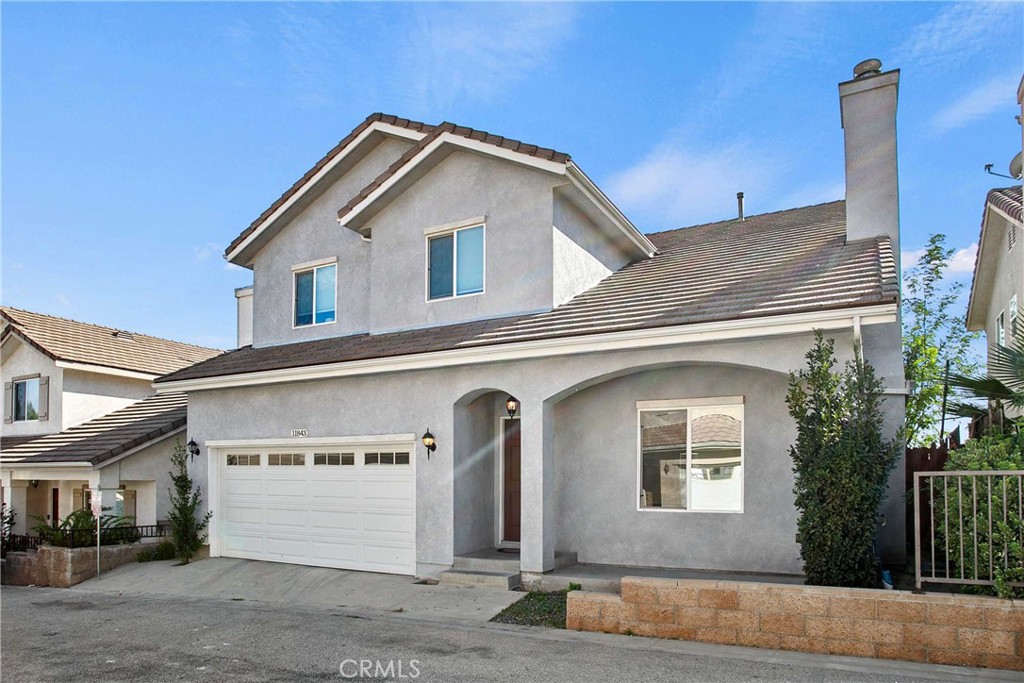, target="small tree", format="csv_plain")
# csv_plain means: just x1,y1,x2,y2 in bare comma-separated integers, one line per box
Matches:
902,234,981,445
787,331,901,587
168,440,212,564
0,503,16,558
